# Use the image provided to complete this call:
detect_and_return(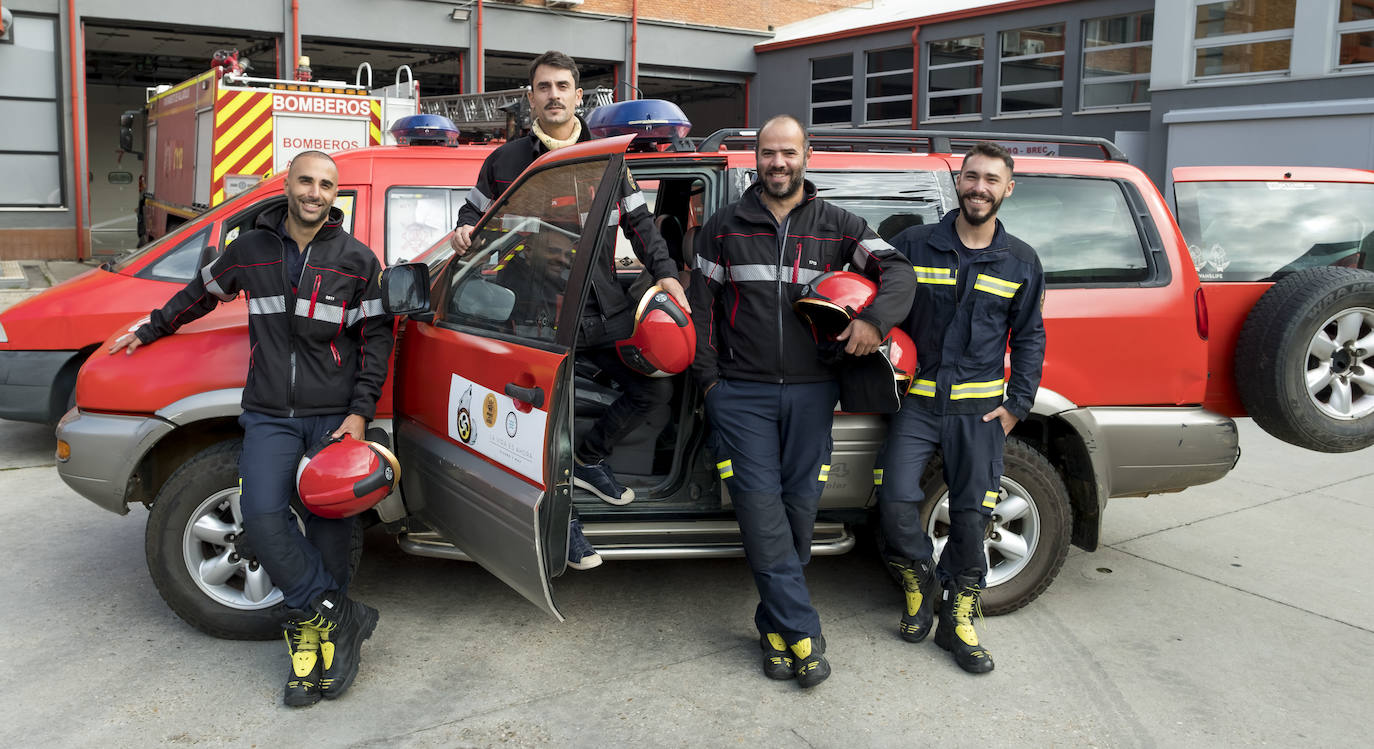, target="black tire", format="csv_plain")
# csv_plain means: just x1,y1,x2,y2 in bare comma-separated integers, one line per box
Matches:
916,436,1071,615
1235,267,1374,453
145,439,364,640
